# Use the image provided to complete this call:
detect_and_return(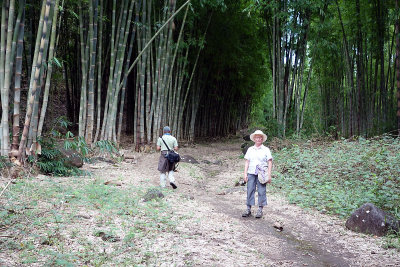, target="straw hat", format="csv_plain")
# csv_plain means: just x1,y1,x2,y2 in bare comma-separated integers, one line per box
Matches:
250,130,268,143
